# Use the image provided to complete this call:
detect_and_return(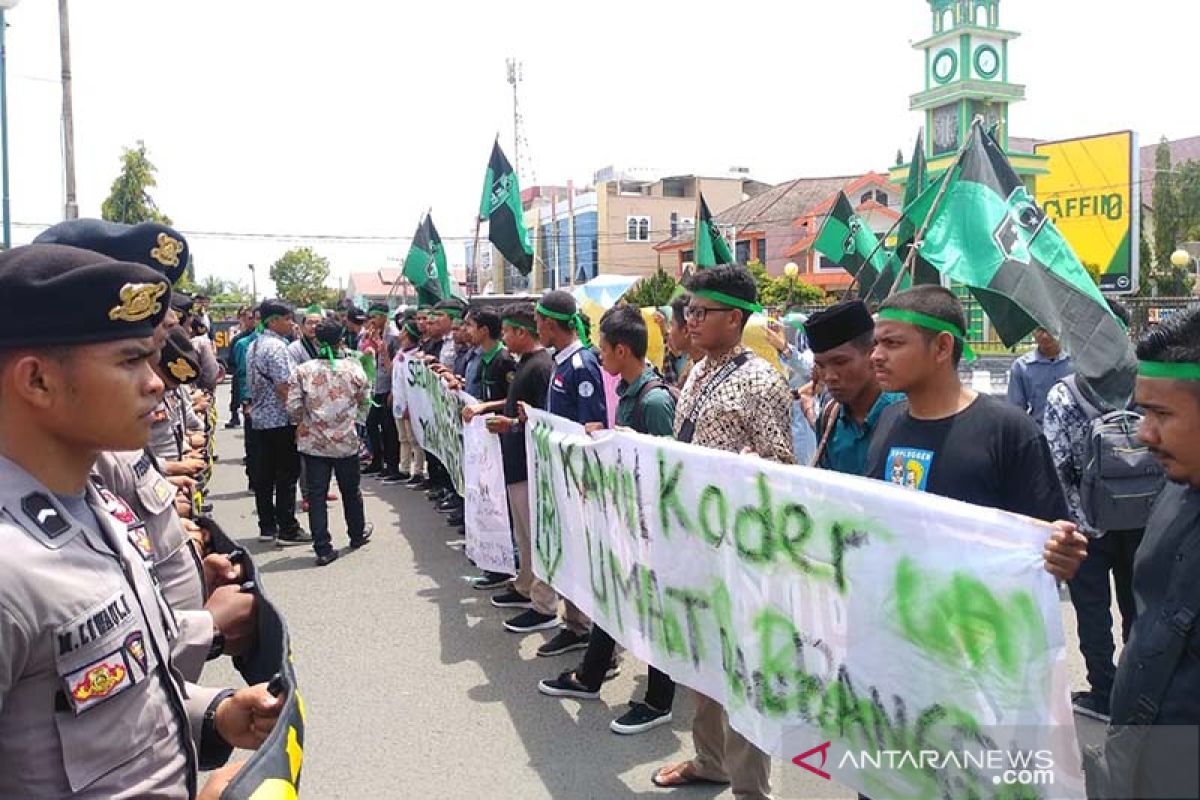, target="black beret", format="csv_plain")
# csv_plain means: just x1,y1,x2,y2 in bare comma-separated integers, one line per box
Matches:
258,298,292,320
538,289,577,316
804,299,874,354
171,291,195,313
0,245,170,347
159,326,200,386
33,219,190,285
